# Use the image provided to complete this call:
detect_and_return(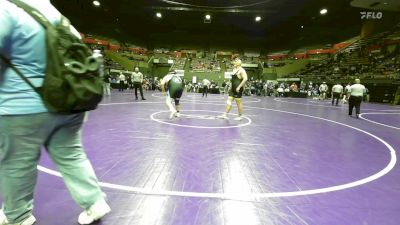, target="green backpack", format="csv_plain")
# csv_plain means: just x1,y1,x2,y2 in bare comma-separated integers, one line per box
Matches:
1,0,103,114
